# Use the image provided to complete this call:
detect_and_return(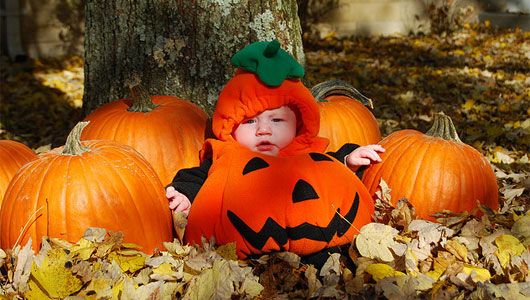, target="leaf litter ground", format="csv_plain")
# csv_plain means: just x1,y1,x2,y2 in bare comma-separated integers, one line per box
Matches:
0,24,529,299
